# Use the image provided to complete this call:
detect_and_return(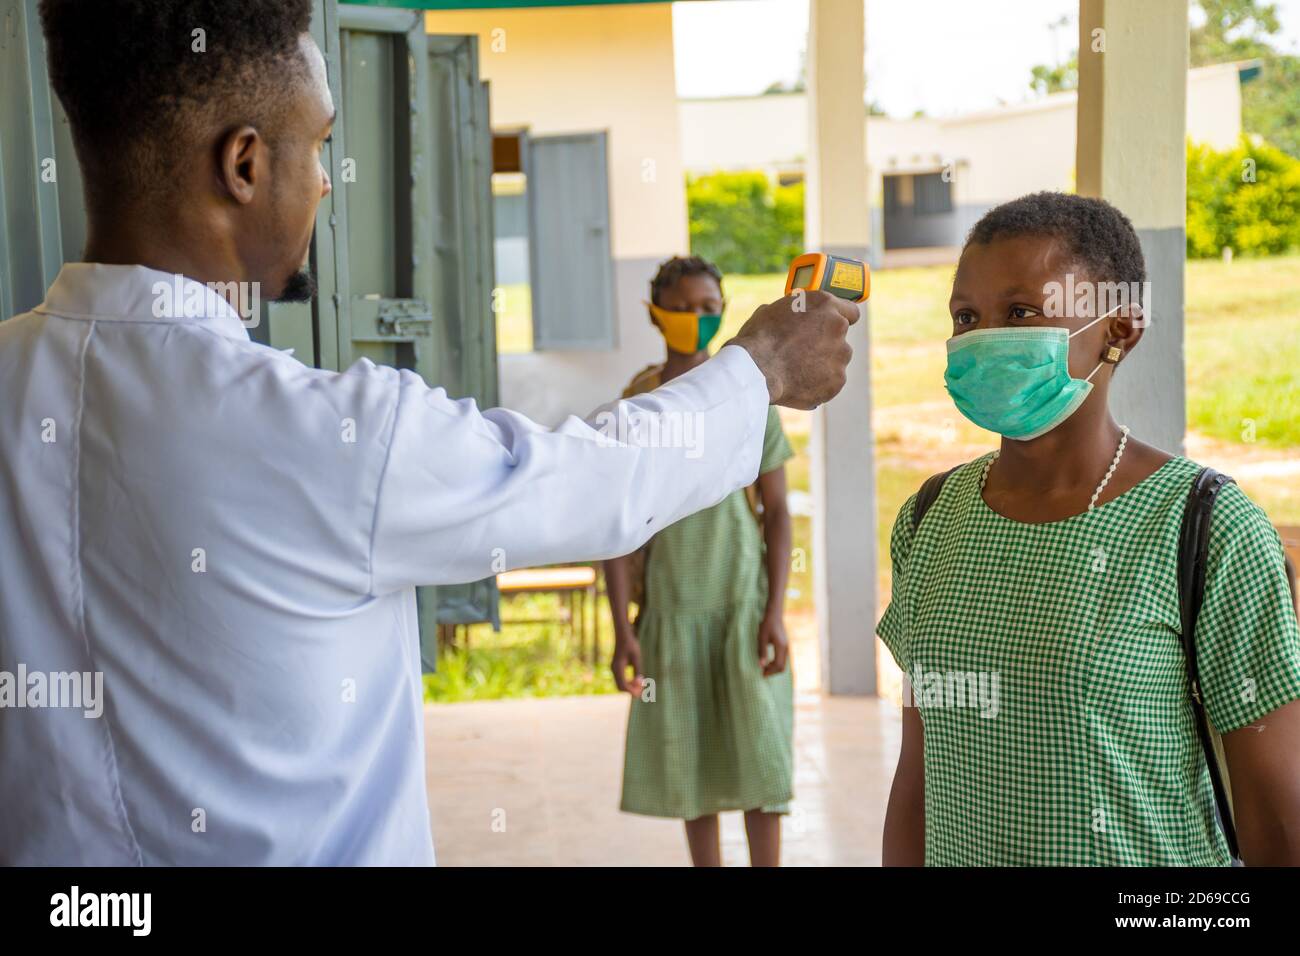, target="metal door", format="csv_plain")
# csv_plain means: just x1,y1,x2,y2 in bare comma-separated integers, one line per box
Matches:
337,7,501,667
423,32,501,635
527,131,616,350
